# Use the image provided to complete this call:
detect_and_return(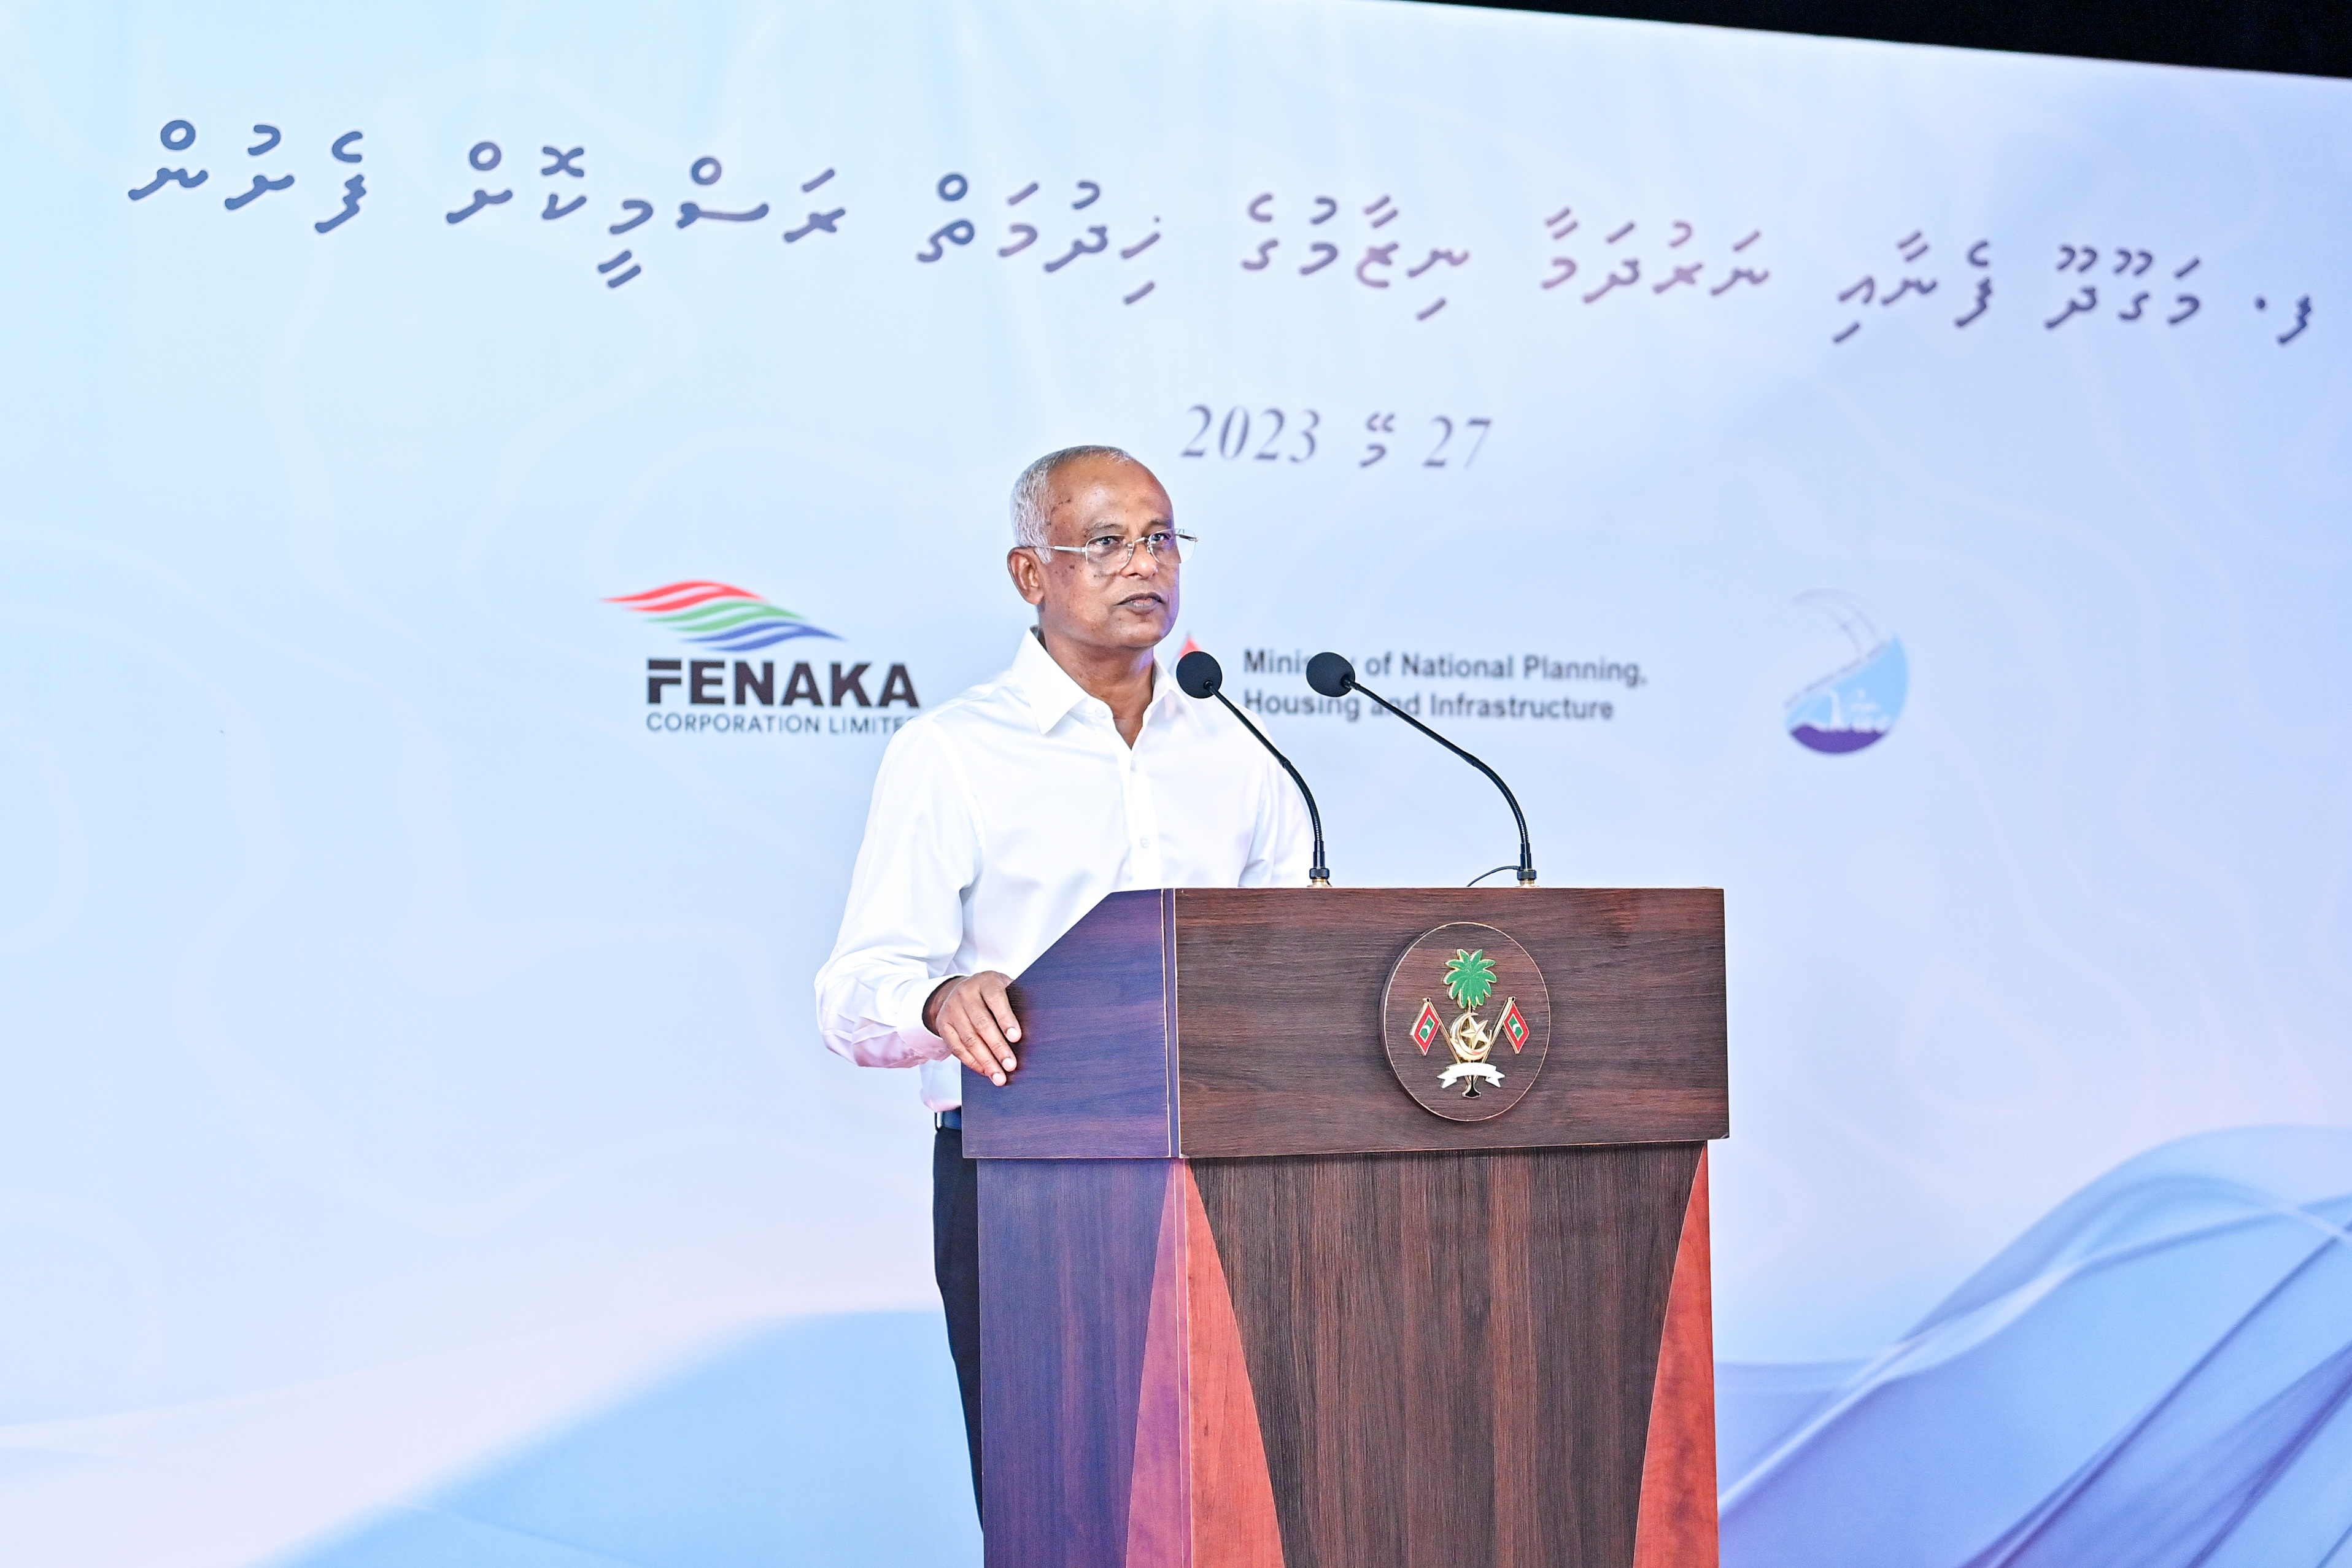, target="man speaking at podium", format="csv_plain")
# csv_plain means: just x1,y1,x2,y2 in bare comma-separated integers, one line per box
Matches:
813,445,1312,1511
